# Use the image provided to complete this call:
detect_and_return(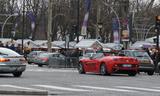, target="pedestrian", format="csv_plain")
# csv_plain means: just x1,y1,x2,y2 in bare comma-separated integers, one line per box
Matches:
16,44,22,54
0,41,4,47
9,43,16,51
5,42,10,48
